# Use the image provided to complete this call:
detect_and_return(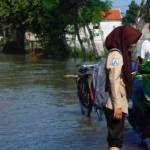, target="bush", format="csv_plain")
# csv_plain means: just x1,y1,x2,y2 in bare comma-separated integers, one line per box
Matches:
70,47,108,60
